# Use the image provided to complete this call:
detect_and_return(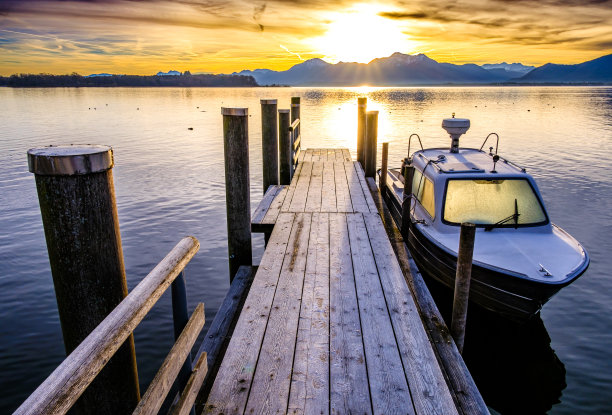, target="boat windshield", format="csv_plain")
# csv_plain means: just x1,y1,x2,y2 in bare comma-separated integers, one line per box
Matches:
443,178,548,226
